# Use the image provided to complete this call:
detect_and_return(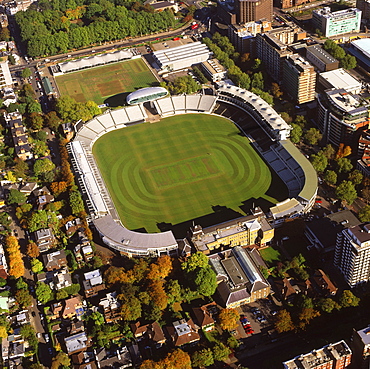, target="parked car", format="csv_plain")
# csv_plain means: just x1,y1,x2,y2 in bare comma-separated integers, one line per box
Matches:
44,334,50,343
240,316,250,326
